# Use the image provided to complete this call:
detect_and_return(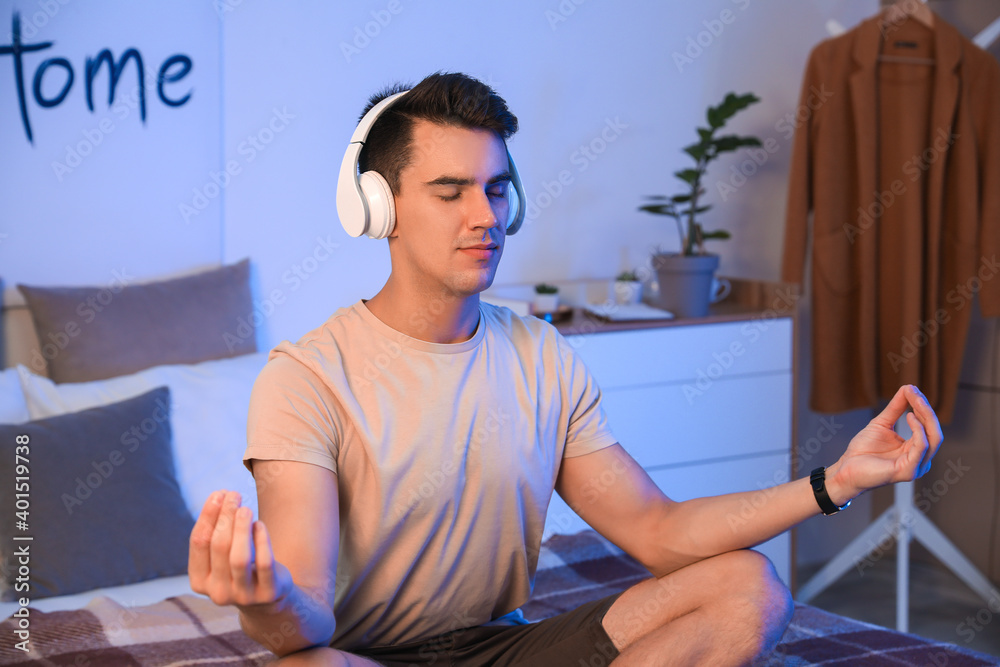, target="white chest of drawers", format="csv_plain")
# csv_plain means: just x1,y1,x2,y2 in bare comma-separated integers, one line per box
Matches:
543,312,794,584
